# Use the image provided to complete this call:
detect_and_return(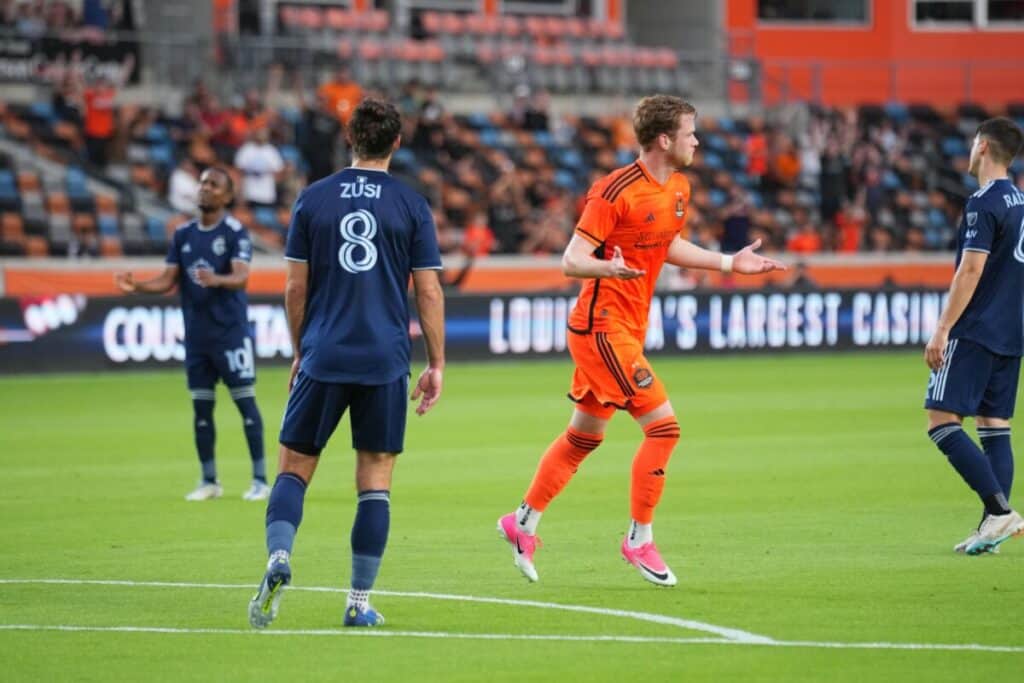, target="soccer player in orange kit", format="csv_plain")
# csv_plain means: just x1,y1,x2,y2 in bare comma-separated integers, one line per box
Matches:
498,95,786,586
